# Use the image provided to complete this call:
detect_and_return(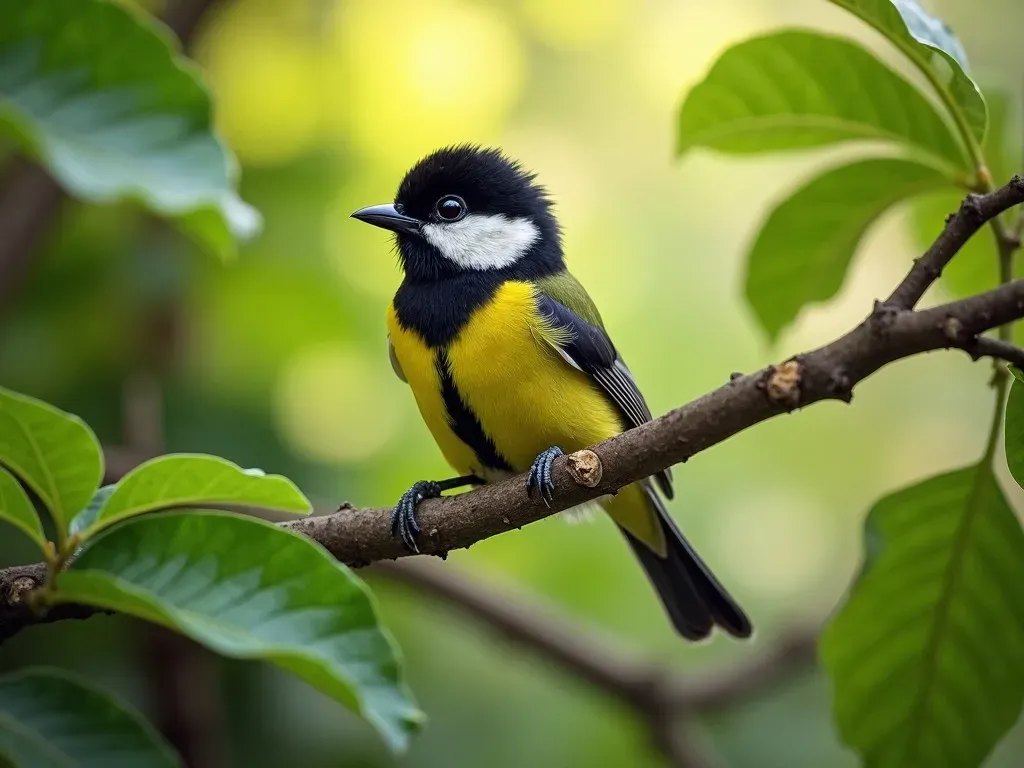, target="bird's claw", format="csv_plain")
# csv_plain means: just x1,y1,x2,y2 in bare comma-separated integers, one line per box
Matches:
526,446,563,507
391,480,440,553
